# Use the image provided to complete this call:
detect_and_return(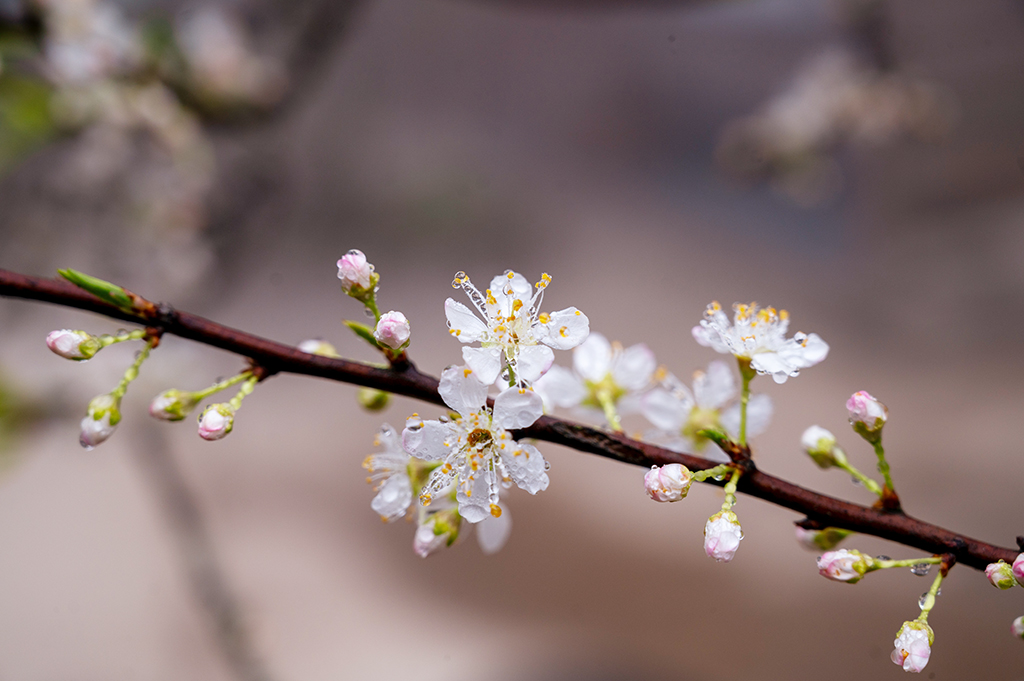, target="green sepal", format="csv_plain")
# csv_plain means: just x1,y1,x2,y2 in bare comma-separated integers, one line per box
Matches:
343,320,381,349
357,387,390,412
58,269,134,312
